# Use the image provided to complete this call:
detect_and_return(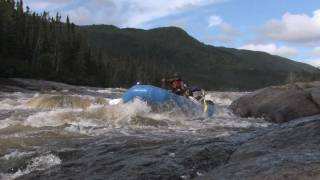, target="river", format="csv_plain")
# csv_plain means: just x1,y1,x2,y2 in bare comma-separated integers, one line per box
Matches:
0,79,271,180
